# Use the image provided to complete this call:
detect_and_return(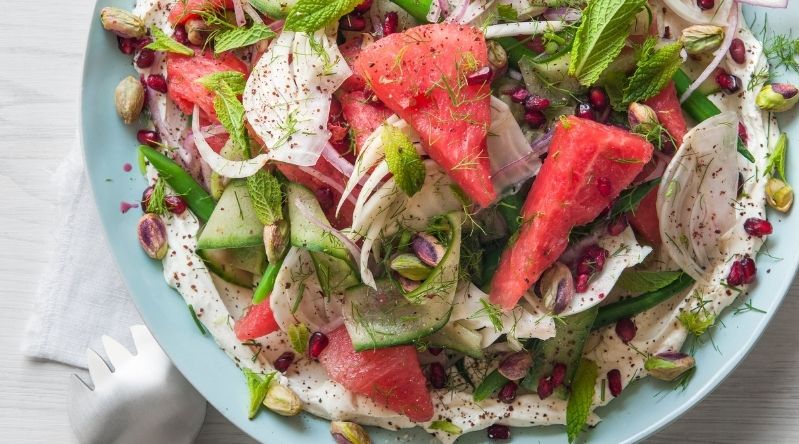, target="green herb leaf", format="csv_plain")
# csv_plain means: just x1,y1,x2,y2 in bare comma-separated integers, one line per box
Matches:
145,26,194,56
766,132,788,180
382,125,426,197
188,304,208,335
569,0,647,85
566,358,598,444
147,177,169,215
429,420,463,435
197,71,246,95
467,298,504,332
624,41,684,103
287,323,310,354
214,23,276,54
246,170,283,225
678,311,715,336
242,368,276,419
496,4,519,21
616,270,684,293
198,72,249,154
283,0,361,32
